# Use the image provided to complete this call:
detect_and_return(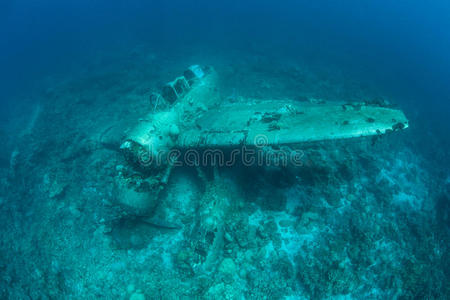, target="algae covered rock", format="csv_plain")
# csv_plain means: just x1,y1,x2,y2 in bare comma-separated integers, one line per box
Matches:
42,172,68,199
206,282,241,300
218,258,237,283
129,290,145,300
